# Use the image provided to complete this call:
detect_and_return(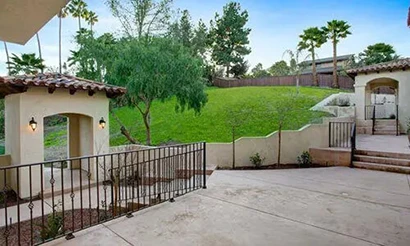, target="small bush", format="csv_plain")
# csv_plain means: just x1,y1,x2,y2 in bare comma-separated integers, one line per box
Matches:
297,151,312,168
249,153,265,168
39,202,64,240
389,114,396,119
338,98,350,107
